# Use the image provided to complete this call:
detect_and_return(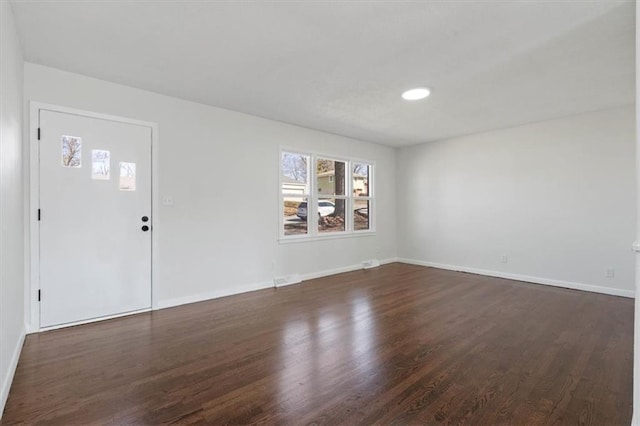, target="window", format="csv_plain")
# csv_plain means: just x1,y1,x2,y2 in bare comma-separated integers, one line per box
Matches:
91,149,110,180
281,152,309,236
61,135,82,168
119,162,136,191
353,163,371,231
281,150,373,239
